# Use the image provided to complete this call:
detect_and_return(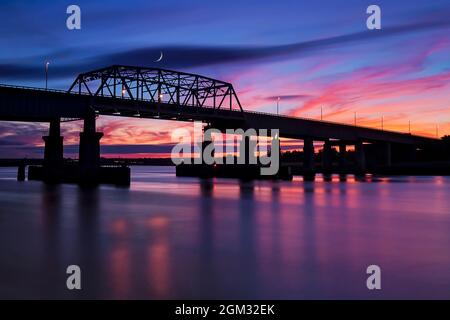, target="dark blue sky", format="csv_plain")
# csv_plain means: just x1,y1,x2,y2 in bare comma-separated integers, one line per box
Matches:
1,0,448,85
